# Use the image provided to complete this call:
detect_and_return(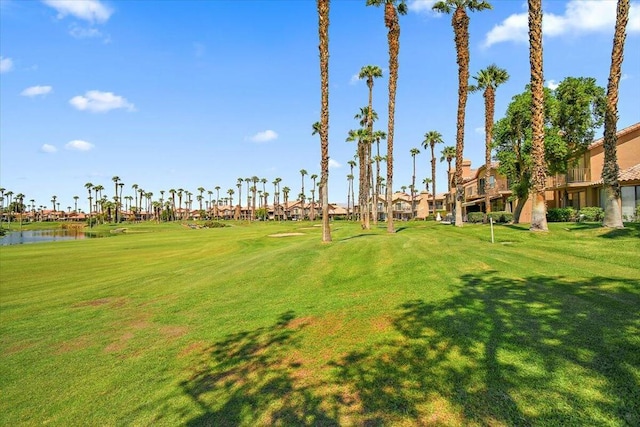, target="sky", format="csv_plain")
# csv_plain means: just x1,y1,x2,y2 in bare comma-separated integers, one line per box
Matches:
1,0,639,212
